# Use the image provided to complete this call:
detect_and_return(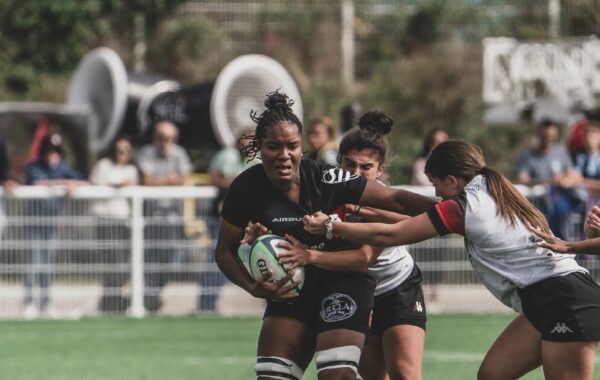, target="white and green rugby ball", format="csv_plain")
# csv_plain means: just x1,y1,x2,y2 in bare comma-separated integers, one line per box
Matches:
245,234,304,295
